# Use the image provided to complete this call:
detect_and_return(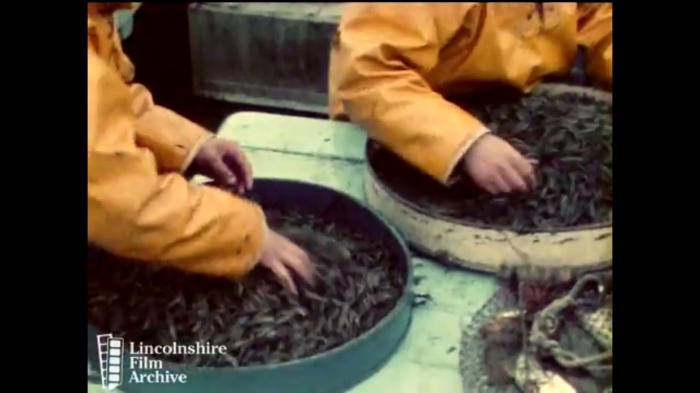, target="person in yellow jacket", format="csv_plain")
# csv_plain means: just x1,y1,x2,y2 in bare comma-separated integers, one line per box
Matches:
329,3,612,195
88,3,314,294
